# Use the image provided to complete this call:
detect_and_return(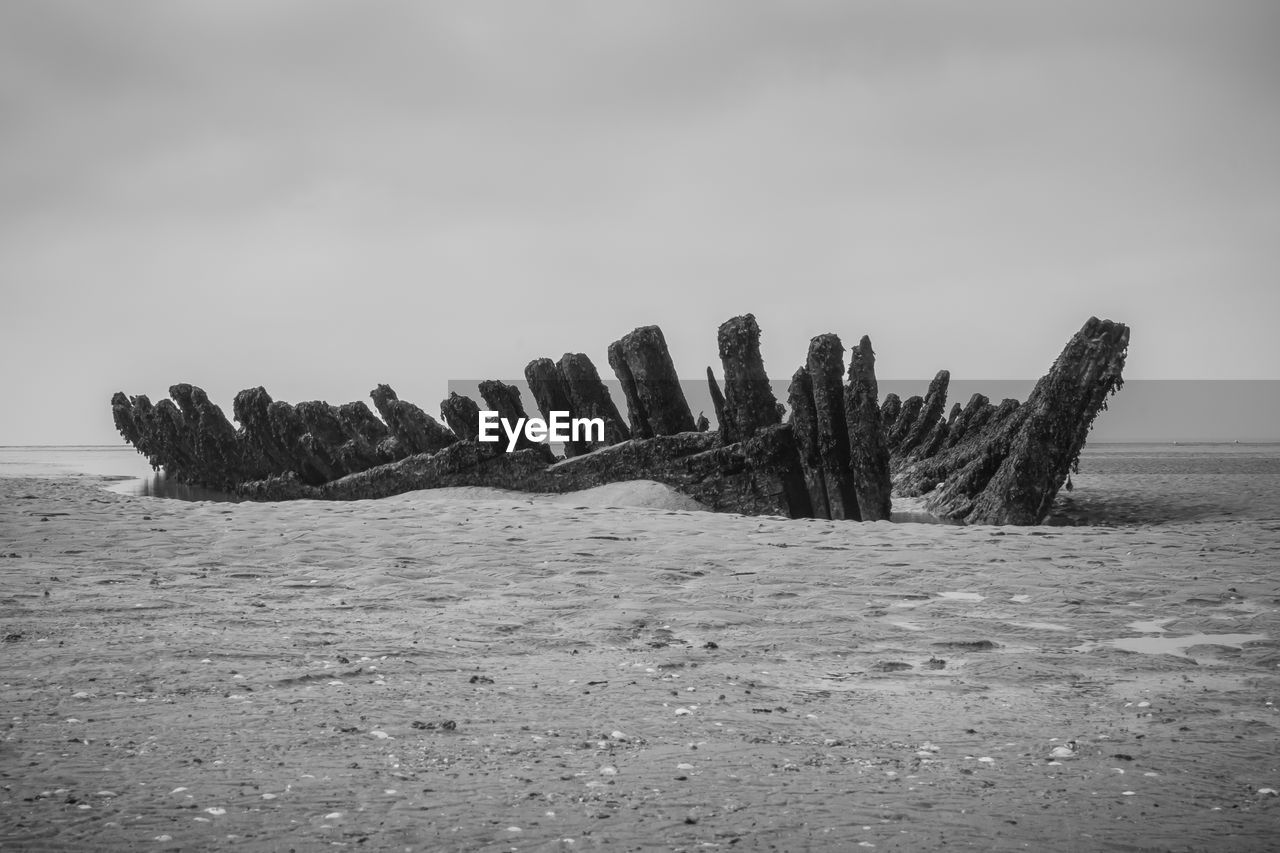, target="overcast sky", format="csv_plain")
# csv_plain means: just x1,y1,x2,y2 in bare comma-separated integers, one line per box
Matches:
2,0,1277,446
